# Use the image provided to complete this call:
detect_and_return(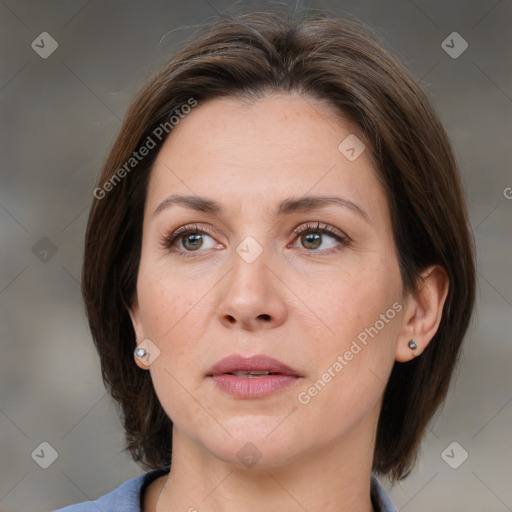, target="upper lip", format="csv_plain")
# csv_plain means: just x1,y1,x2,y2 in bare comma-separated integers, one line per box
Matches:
207,354,301,377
